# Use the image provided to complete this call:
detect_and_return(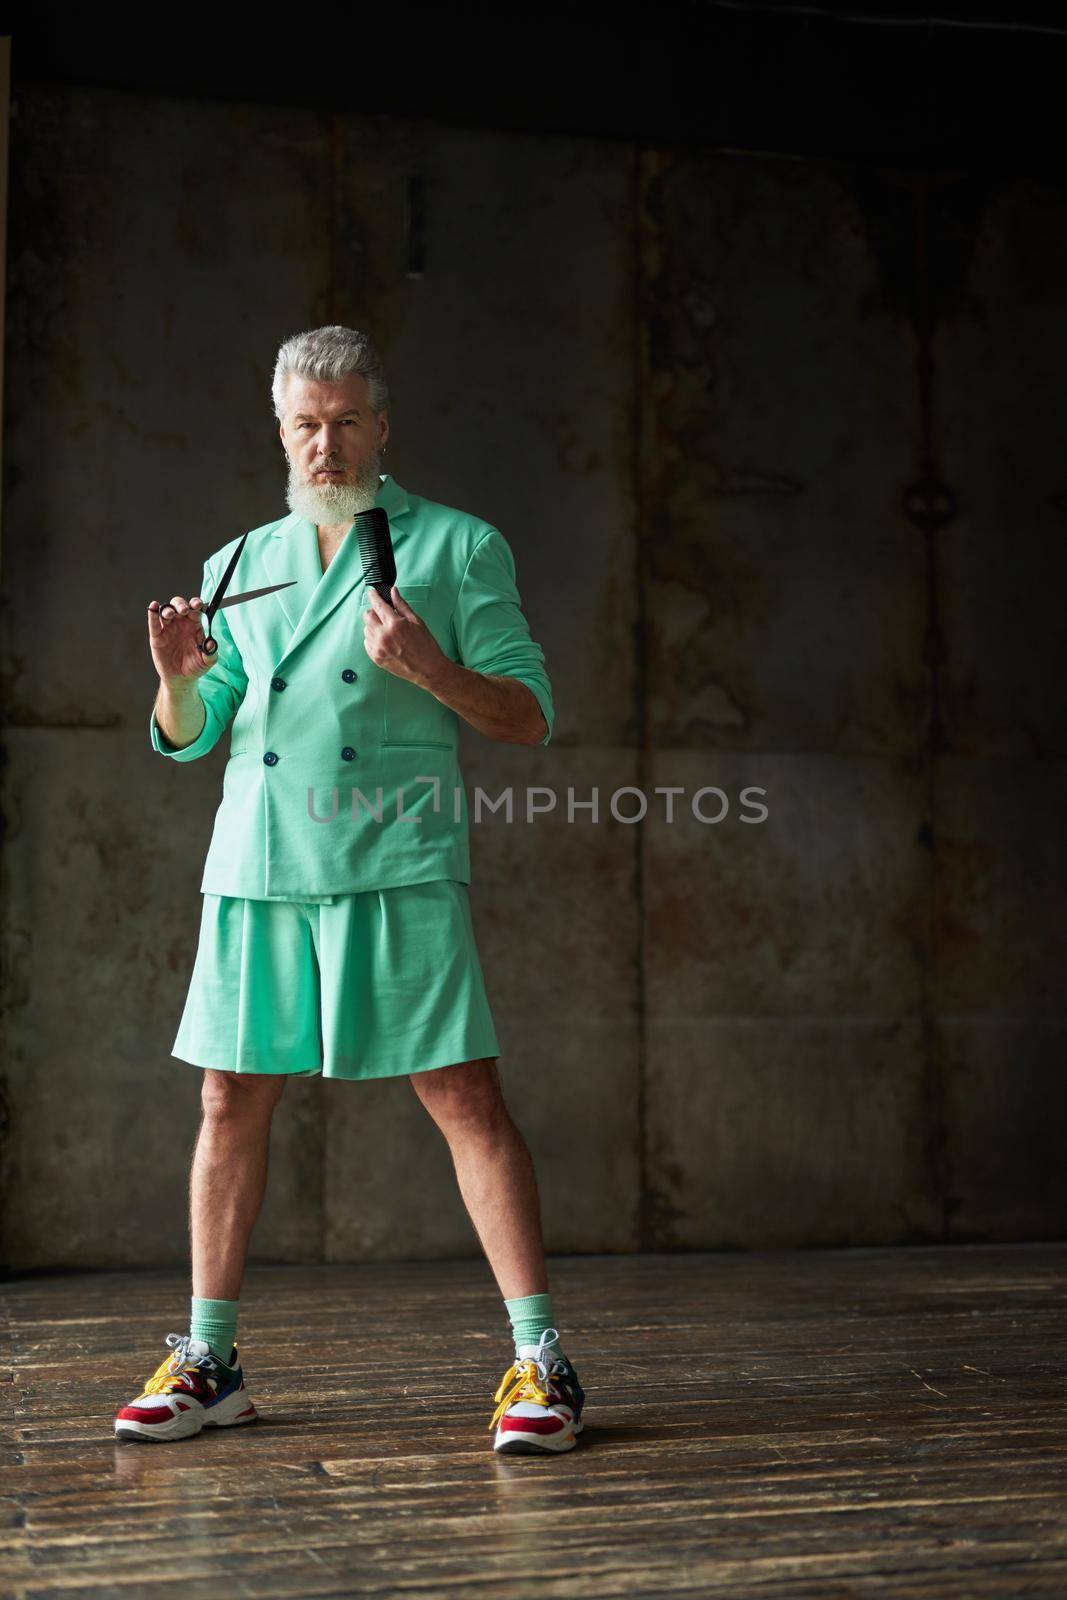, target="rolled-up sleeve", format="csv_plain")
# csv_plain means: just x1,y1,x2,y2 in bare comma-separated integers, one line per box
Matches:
149,556,249,761
450,528,555,746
